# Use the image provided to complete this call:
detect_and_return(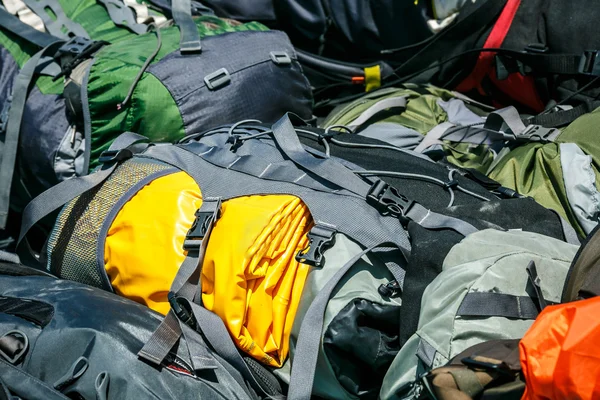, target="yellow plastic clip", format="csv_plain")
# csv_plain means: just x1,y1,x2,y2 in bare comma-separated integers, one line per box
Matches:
364,65,381,92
